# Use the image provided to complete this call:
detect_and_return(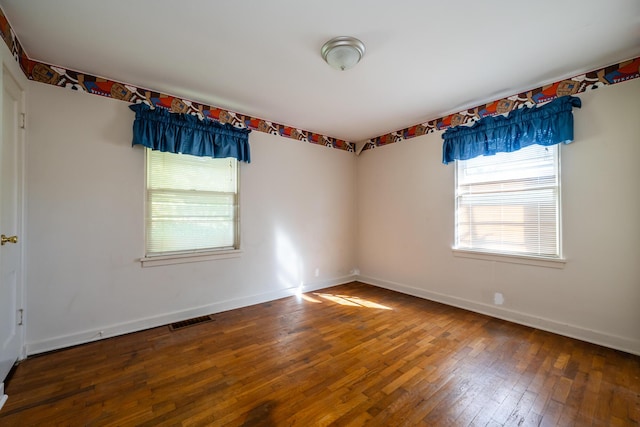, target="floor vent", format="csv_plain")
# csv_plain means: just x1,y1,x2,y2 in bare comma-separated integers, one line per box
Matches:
169,315,214,331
